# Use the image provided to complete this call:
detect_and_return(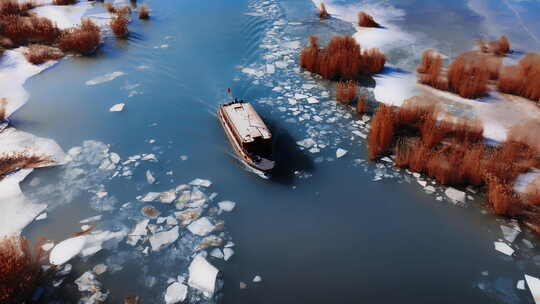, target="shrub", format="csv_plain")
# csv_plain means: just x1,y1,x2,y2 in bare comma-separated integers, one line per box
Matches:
117,5,131,15
0,98,6,120
358,11,379,27
489,35,510,56
138,4,149,19
0,0,35,16
487,177,515,215
24,44,63,64
0,236,45,304
58,18,100,54
0,152,51,177
336,80,356,103
368,104,395,160
498,53,540,101
300,35,385,80
356,95,368,114
447,51,490,98
110,14,128,38
0,15,61,45
104,1,115,13
53,0,76,5
417,50,448,90
319,2,328,19
460,143,485,186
